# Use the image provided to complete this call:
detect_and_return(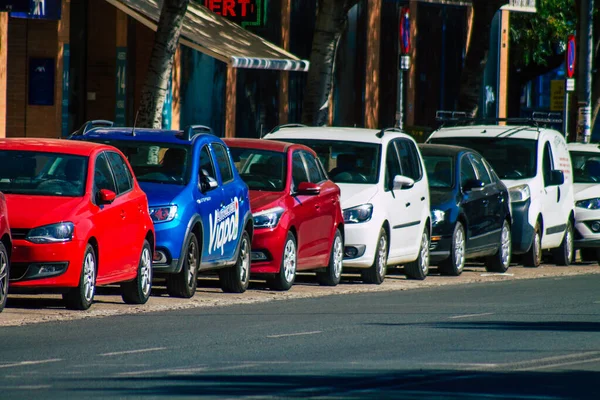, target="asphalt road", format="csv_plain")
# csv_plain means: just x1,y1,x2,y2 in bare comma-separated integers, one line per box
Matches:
1,274,599,399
